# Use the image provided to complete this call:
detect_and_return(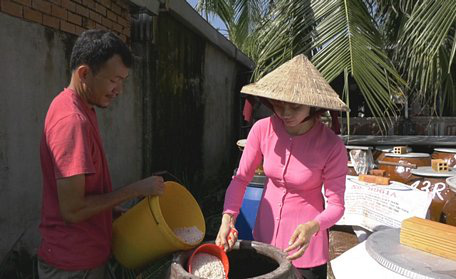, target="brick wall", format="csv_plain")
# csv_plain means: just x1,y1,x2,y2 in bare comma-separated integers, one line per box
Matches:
0,0,130,41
